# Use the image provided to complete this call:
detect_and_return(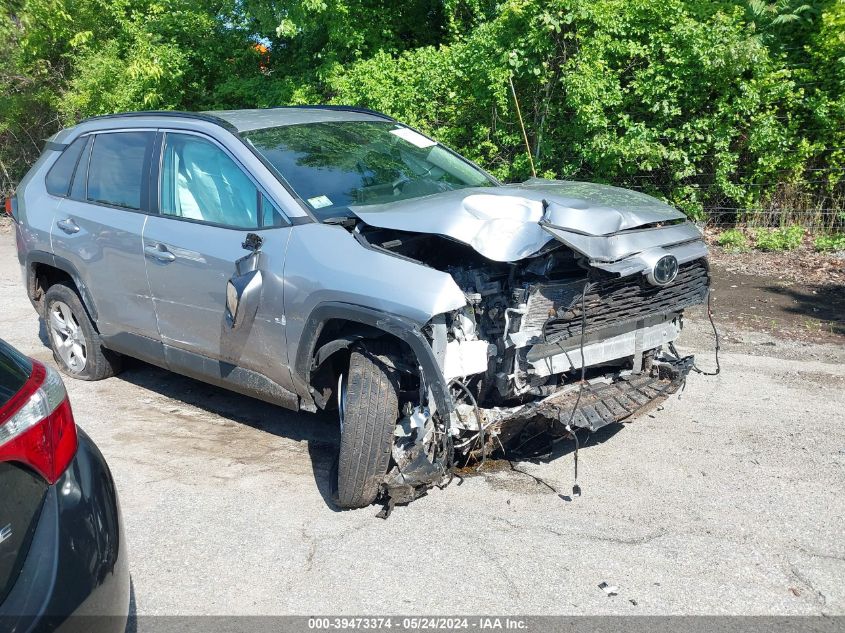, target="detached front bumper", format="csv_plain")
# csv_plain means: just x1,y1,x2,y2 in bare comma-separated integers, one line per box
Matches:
380,356,693,511
459,356,694,459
